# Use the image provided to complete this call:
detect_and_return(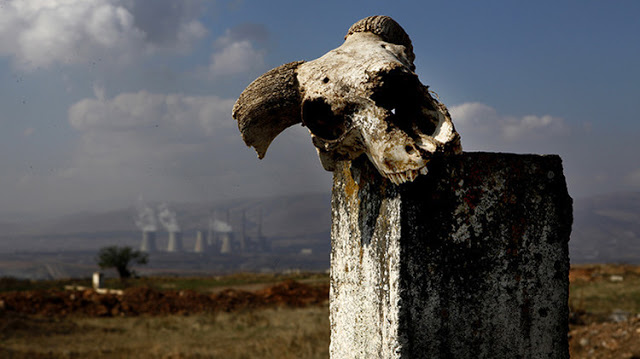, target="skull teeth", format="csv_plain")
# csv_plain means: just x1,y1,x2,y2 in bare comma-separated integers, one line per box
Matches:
386,167,425,185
